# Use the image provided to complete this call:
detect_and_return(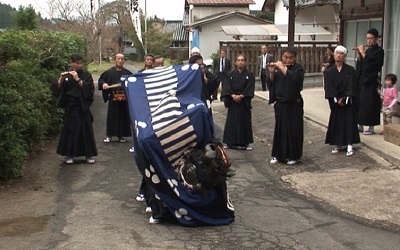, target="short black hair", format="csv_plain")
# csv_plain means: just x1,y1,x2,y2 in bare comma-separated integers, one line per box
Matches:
326,46,335,53
367,28,379,38
385,74,397,84
144,53,155,59
154,55,164,60
235,54,246,61
70,53,84,62
282,47,297,57
189,55,203,64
